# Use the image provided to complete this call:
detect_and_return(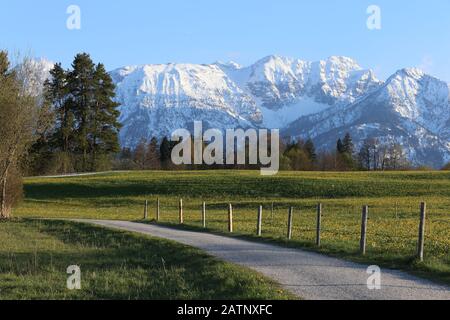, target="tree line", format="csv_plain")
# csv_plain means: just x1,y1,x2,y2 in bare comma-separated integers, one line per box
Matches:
117,137,175,170
280,133,410,171
114,132,411,172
